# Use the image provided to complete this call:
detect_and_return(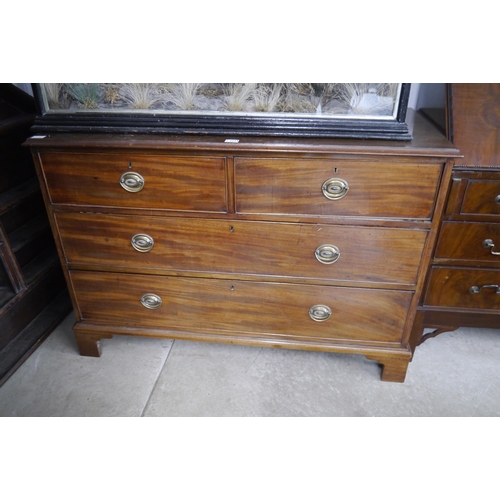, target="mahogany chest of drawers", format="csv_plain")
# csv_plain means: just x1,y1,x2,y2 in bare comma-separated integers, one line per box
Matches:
412,84,500,346
27,113,459,382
